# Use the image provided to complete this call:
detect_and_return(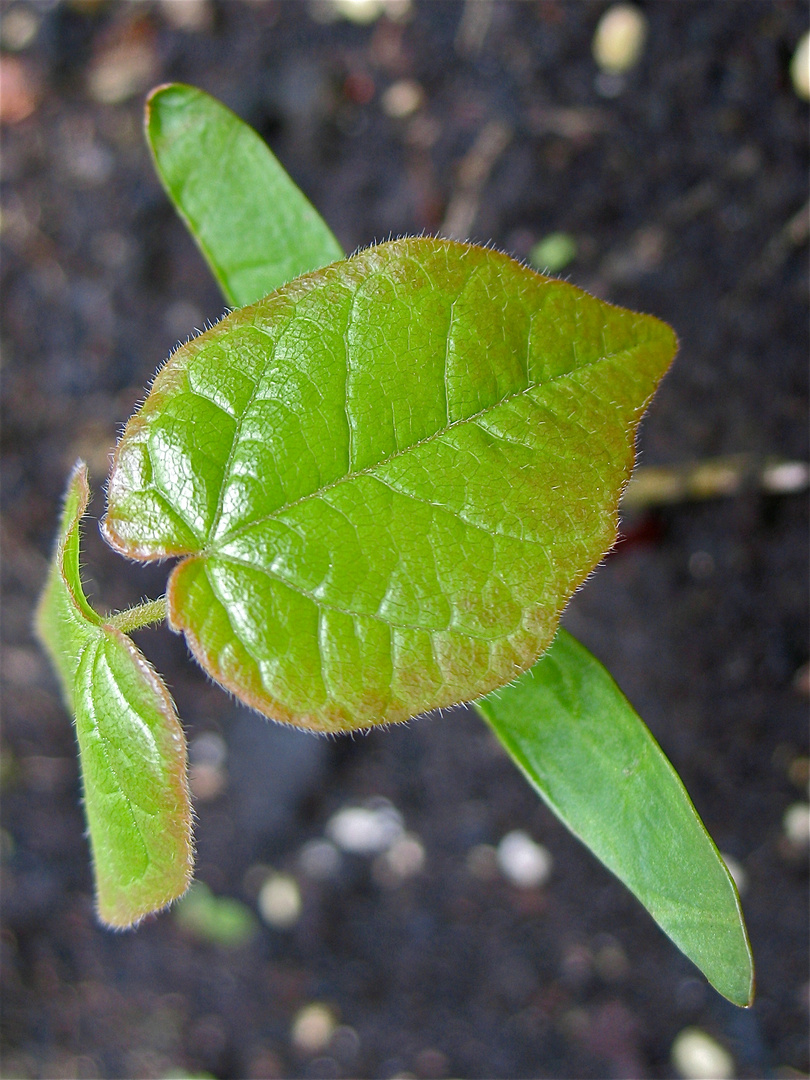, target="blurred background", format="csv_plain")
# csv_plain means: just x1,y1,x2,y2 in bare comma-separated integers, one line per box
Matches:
1,1,808,1077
